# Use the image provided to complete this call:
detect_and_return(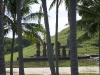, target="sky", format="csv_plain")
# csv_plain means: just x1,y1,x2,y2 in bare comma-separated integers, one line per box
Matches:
6,0,81,38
